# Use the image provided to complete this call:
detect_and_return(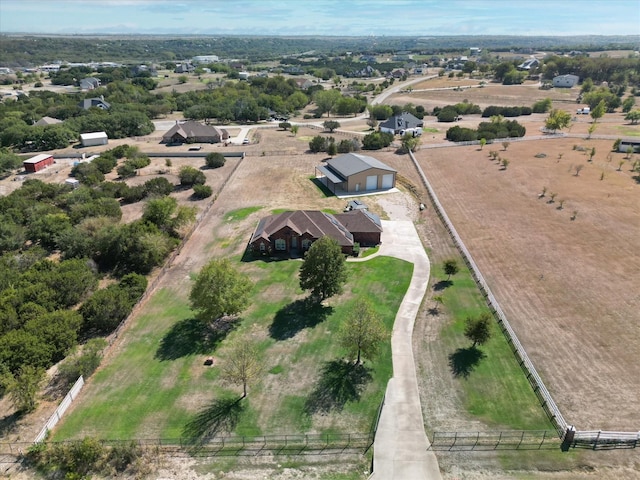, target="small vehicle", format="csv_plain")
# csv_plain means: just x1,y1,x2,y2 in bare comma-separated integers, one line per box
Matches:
576,107,591,115
188,145,201,151
242,138,250,145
